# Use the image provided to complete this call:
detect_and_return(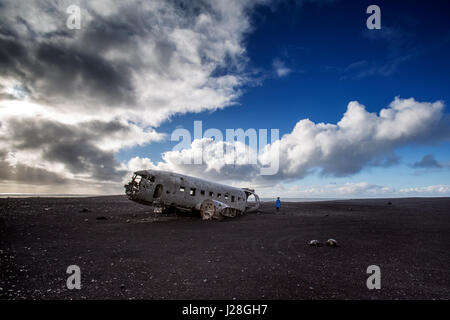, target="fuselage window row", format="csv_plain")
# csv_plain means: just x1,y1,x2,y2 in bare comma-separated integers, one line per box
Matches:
177,185,242,203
